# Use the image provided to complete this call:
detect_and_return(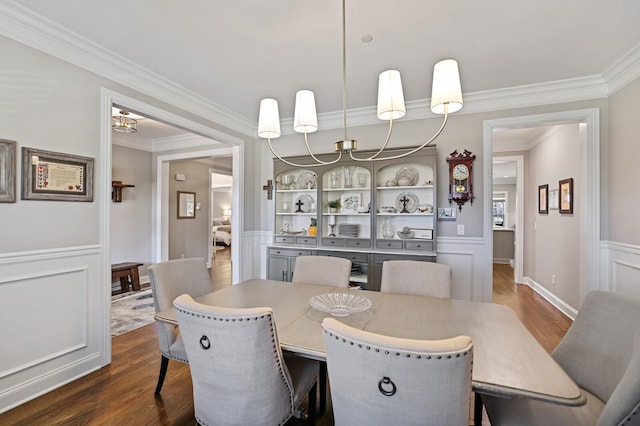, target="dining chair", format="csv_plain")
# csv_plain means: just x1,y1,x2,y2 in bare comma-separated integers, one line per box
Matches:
380,260,452,298
148,257,213,395
291,254,351,415
322,317,473,426
482,290,640,425
173,294,319,426
291,255,352,287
